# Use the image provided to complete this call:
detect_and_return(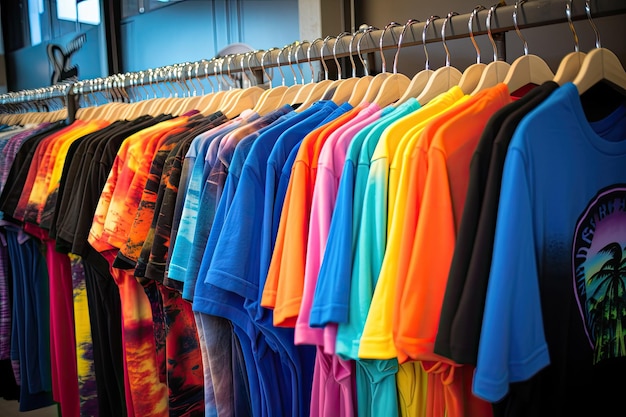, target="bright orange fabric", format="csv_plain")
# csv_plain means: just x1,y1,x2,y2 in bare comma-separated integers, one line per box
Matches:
394,84,511,417
394,83,511,363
